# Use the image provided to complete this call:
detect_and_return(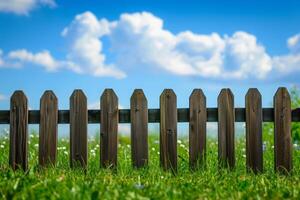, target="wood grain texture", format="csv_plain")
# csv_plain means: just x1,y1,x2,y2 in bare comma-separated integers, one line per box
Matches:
245,88,263,173
39,91,58,166
218,89,235,169
189,89,206,169
70,90,88,168
274,87,292,173
130,89,148,168
100,89,118,168
9,91,28,171
160,89,177,172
